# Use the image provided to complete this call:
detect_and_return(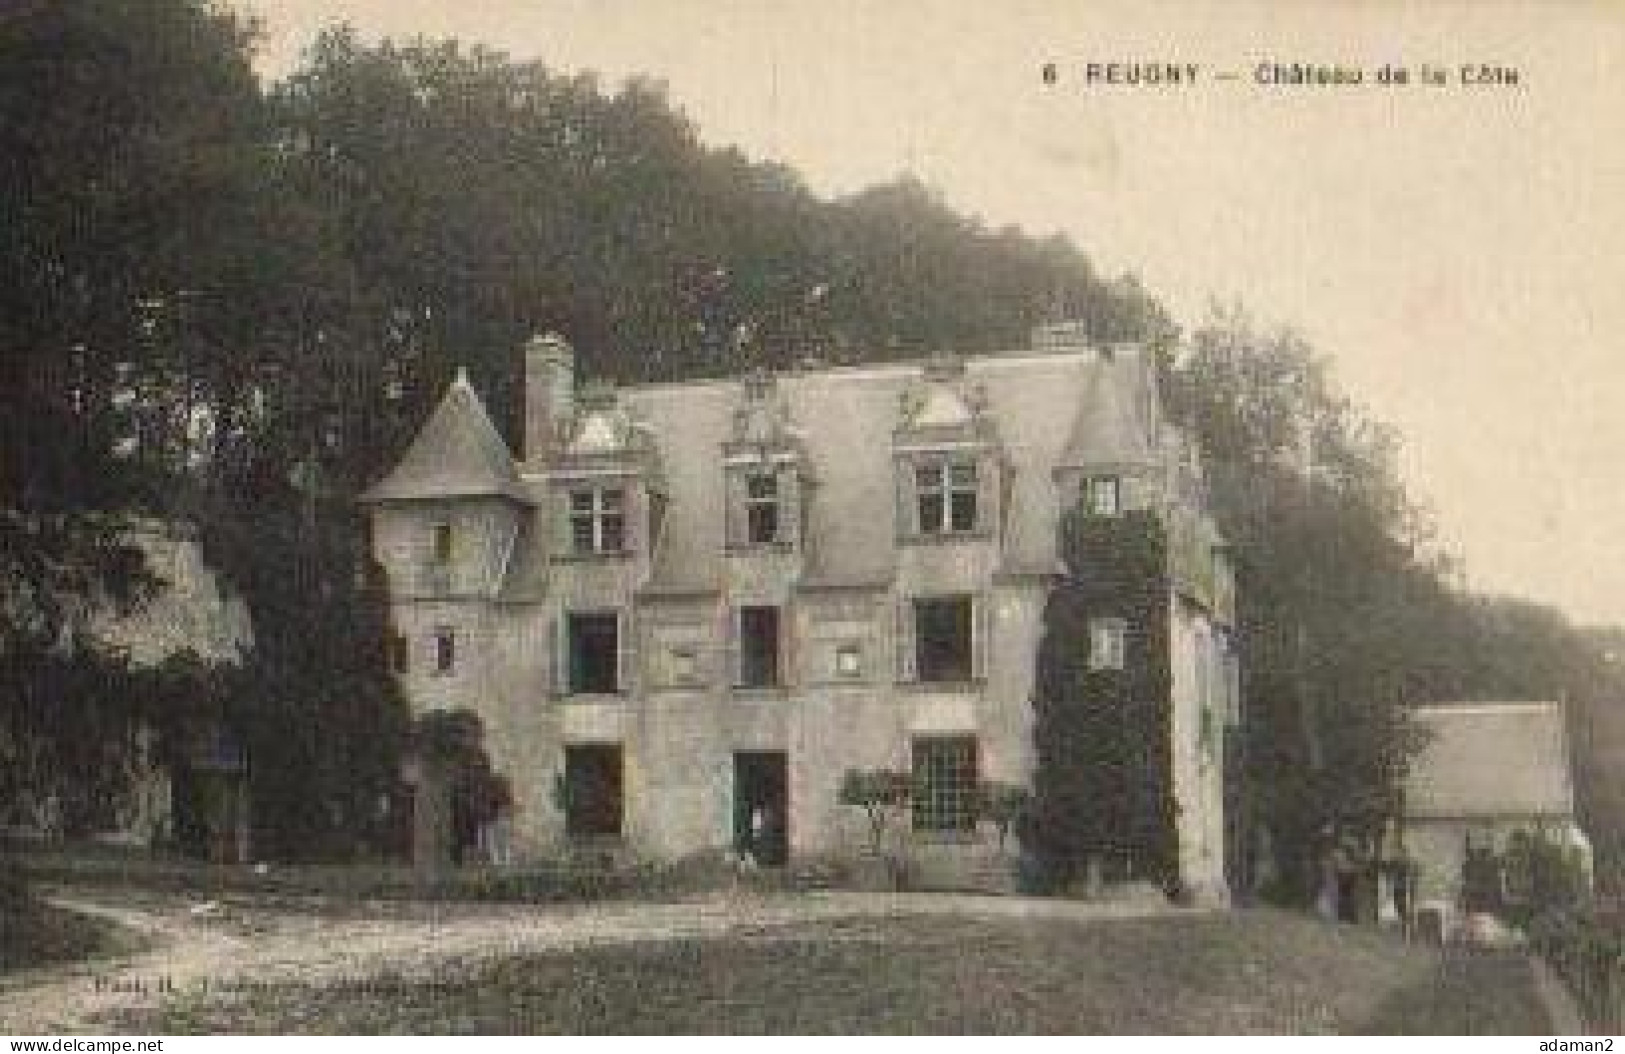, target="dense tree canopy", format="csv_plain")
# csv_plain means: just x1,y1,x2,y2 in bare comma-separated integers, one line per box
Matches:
1166,308,1625,897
